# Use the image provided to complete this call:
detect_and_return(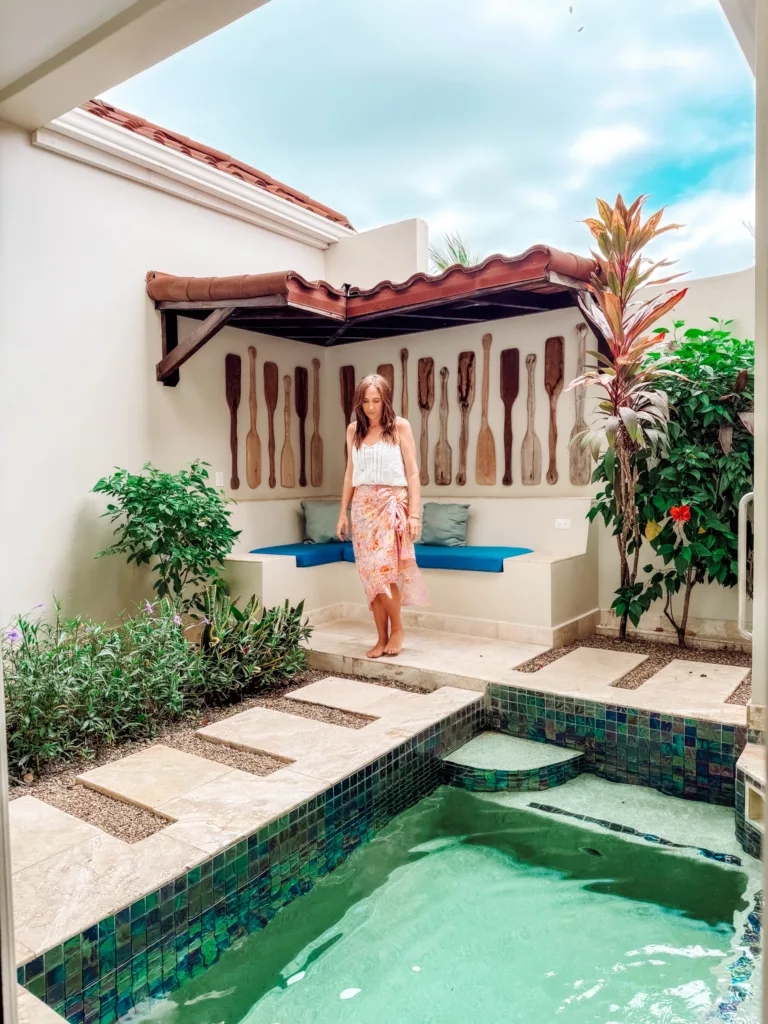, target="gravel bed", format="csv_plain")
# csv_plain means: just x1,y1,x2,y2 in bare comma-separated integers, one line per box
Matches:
515,634,752,704
7,669,428,841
